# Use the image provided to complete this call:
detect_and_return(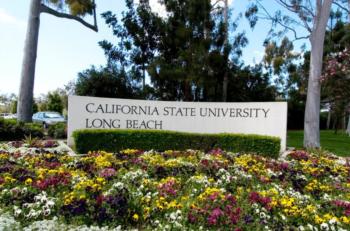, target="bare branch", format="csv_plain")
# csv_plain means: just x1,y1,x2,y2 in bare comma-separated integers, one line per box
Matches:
332,1,350,14
212,0,224,8
255,1,310,41
274,0,313,32
40,3,98,32
275,0,315,17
